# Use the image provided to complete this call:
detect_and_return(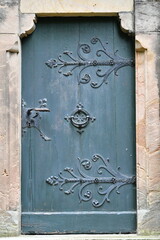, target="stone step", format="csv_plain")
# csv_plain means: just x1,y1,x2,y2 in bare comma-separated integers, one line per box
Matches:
1,235,160,240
